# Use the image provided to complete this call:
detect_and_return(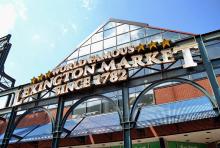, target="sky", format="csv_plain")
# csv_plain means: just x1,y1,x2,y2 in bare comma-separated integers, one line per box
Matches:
0,0,220,86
